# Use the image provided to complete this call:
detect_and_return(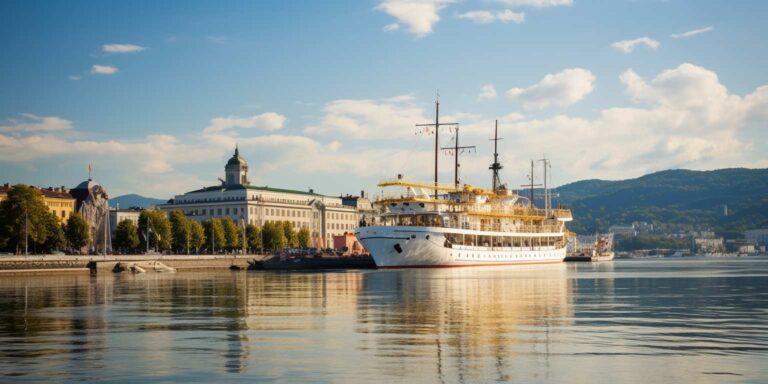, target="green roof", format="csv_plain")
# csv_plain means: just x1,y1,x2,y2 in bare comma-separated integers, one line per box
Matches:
188,184,322,196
